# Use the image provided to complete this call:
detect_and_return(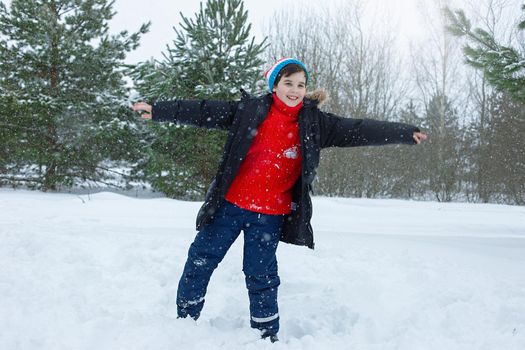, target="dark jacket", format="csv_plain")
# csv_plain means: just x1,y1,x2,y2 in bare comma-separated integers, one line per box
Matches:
152,90,420,249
